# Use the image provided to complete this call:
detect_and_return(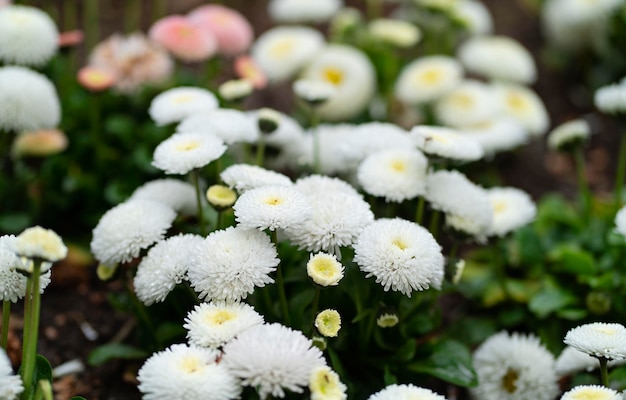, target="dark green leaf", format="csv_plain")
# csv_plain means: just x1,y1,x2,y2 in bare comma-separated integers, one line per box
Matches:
88,343,147,366
408,340,477,387
548,245,597,275
529,283,576,318
155,322,186,345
